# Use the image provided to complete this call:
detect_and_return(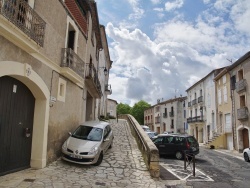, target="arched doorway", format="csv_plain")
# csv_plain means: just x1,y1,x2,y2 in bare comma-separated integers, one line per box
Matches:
0,61,50,174
0,76,35,175
242,128,249,149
